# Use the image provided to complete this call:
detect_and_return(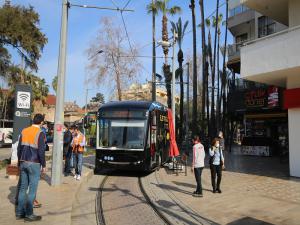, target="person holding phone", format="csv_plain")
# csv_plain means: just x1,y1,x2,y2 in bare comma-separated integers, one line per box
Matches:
209,138,225,193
